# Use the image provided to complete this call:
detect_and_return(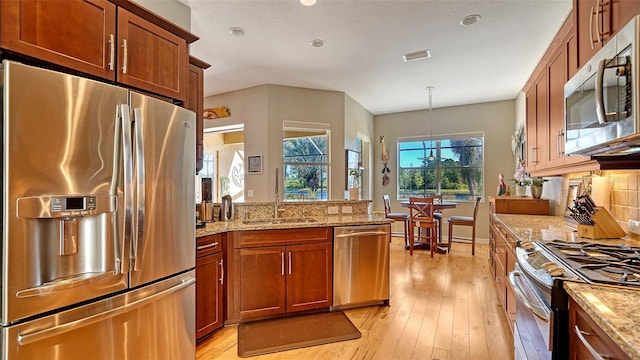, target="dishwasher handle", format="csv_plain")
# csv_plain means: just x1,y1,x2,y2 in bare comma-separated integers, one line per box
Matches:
335,231,389,238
